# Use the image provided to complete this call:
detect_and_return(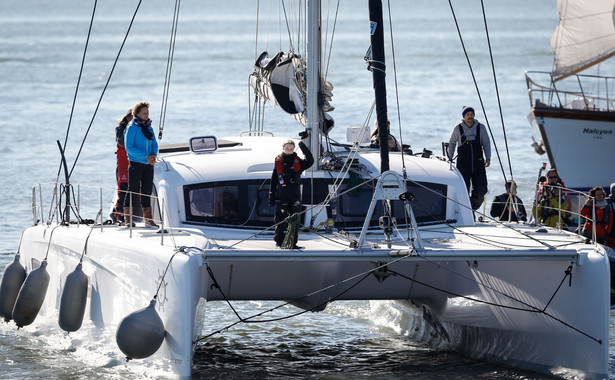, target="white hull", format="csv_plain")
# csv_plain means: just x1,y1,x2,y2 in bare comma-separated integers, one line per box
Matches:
528,106,615,192
17,212,610,378
372,252,609,379
19,224,209,377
